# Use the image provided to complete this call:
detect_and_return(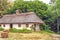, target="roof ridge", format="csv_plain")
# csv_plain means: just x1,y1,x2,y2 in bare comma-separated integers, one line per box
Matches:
3,12,35,17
